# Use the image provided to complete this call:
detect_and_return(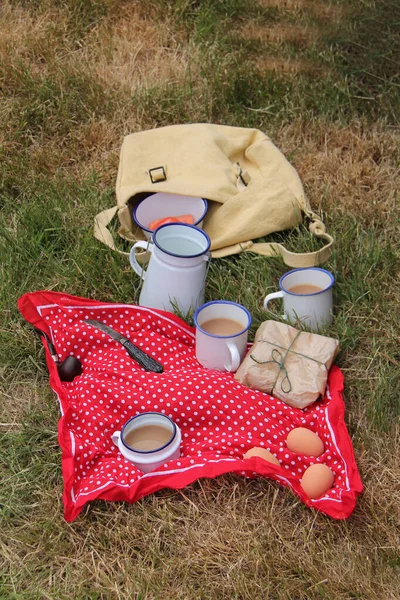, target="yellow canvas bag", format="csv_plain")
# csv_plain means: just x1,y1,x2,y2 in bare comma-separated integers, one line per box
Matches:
94,123,333,266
